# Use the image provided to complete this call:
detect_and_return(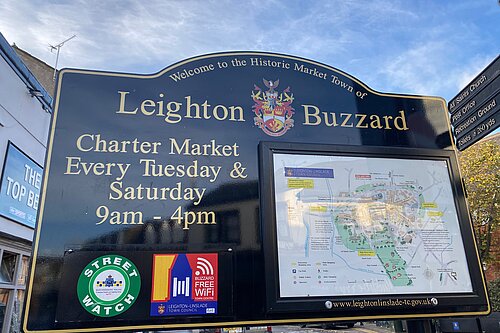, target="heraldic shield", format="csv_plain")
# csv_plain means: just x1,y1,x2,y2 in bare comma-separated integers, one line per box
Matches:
252,78,295,136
